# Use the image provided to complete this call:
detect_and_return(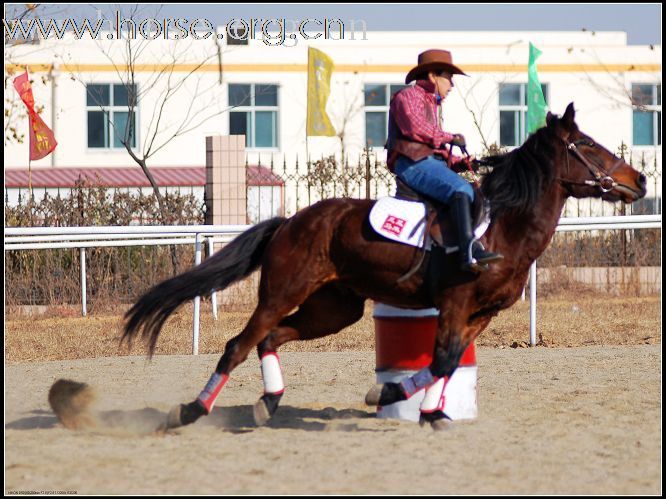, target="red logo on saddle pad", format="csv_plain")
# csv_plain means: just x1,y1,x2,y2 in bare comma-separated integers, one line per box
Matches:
382,215,407,236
